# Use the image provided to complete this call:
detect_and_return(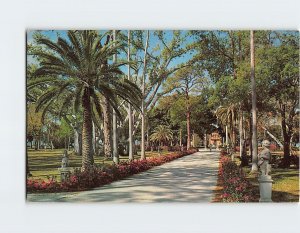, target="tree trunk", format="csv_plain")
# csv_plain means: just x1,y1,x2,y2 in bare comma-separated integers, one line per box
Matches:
128,30,134,161
225,125,229,145
67,136,70,151
281,104,291,167
239,110,244,158
179,129,182,147
140,30,150,160
112,30,119,164
250,30,258,172
112,110,118,163
92,121,96,155
74,127,82,156
192,131,195,147
232,123,236,147
101,96,112,158
37,137,40,150
249,114,253,158
146,129,149,148
186,111,191,150
239,110,248,166
81,87,94,171
262,126,283,148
